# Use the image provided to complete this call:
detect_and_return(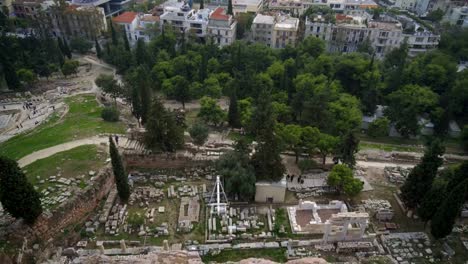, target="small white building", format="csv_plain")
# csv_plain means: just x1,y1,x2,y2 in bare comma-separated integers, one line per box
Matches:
255,177,287,203
160,2,211,40
207,7,237,47
113,11,160,45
